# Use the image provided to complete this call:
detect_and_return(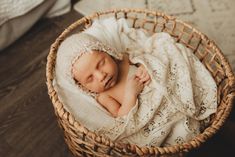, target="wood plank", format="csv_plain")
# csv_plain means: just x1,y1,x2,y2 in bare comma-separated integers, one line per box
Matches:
0,84,73,157
0,50,74,156
0,9,82,157
0,20,61,93
0,136,12,157
0,51,47,122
